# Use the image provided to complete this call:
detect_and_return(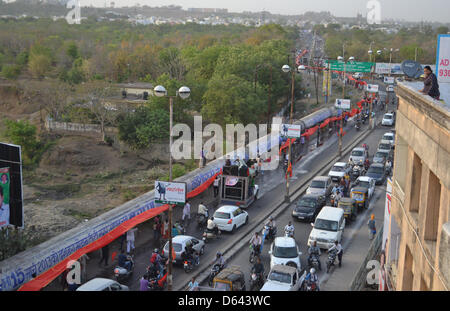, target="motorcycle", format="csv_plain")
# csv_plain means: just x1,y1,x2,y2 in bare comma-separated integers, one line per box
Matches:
355,122,361,131
283,159,289,172
249,244,261,264
305,280,319,291
352,164,364,179
196,213,208,231
308,254,320,270
208,264,223,286
249,271,264,291
202,228,221,243
330,194,337,207
284,227,294,238
261,225,276,241
113,255,134,282
326,250,338,273
183,255,199,273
